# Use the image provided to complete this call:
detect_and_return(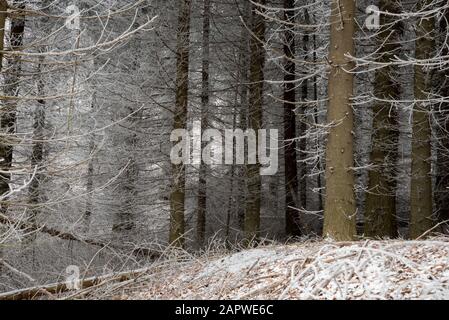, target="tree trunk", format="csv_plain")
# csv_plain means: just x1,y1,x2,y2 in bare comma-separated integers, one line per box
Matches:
245,0,266,243
237,0,251,232
323,0,357,240
364,0,401,238
298,9,309,213
283,0,300,237
409,0,435,238
84,100,96,233
169,0,191,247
435,7,449,233
26,56,46,245
112,115,139,237
312,30,323,215
0,0,6,71
225,136,236,244
0,2,25,212
0,0,7,273
196,0,210,248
